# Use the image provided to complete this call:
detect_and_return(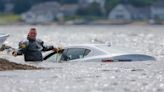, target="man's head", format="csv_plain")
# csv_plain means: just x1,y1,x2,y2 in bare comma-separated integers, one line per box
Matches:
28,28,37,40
